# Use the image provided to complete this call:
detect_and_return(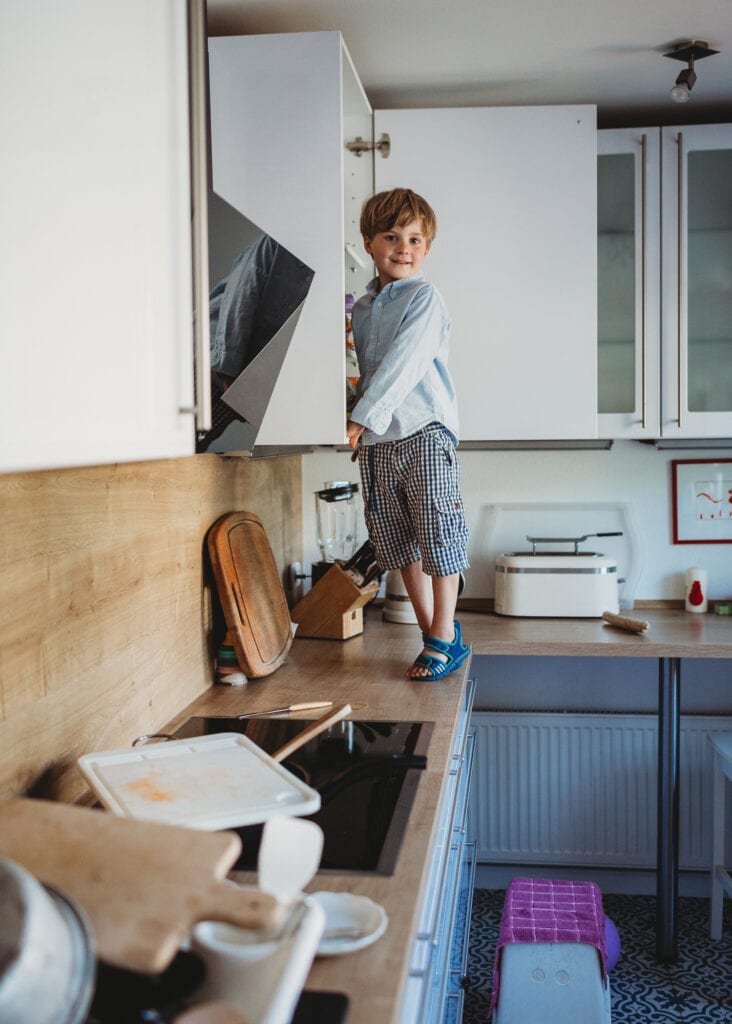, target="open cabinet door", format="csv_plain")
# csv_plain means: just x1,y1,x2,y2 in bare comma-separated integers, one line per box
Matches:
208,32,373,447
